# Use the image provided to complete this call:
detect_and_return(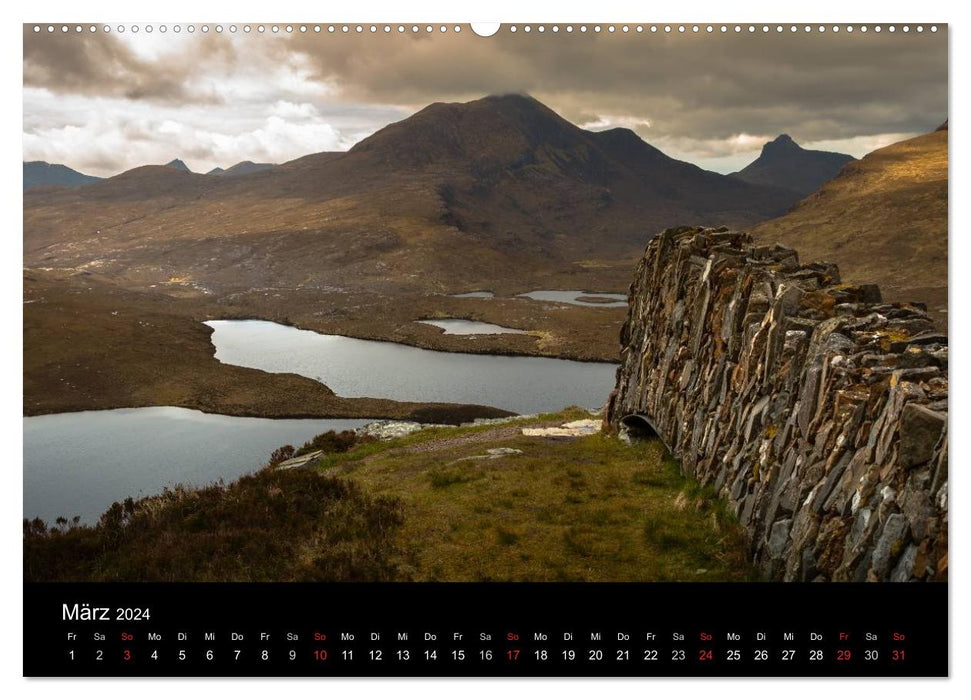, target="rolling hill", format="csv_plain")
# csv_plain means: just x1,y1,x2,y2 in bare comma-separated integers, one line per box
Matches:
730,135,855,197
208,161,276,177
751,125,947,319
23,161,102,190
